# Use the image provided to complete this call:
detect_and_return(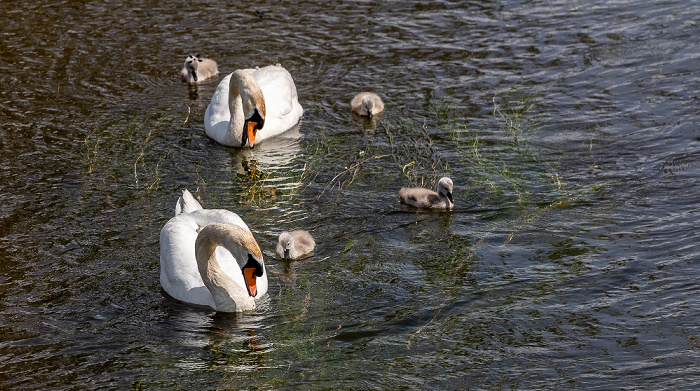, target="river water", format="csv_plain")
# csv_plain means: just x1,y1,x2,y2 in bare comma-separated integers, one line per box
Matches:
1,0,699,389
